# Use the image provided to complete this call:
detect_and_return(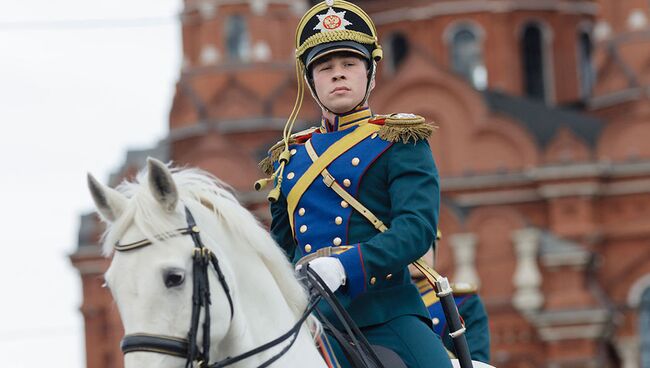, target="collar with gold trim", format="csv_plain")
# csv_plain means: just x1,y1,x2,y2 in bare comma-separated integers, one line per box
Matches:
320,107,372,132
